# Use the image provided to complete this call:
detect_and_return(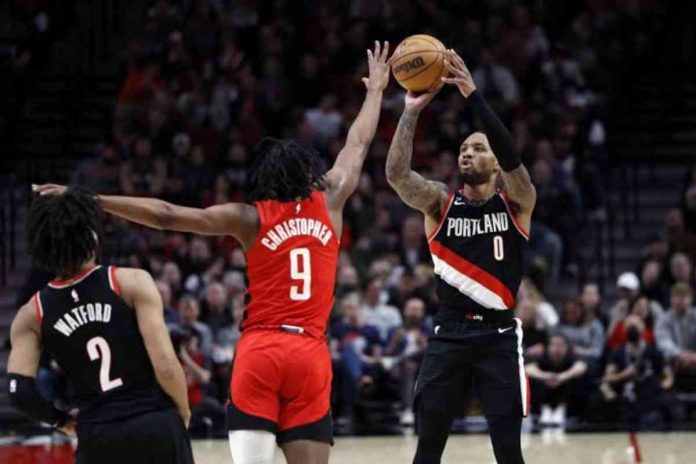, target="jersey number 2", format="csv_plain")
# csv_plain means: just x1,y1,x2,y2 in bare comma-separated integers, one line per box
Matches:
290,248,311,301
87,336,123,392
